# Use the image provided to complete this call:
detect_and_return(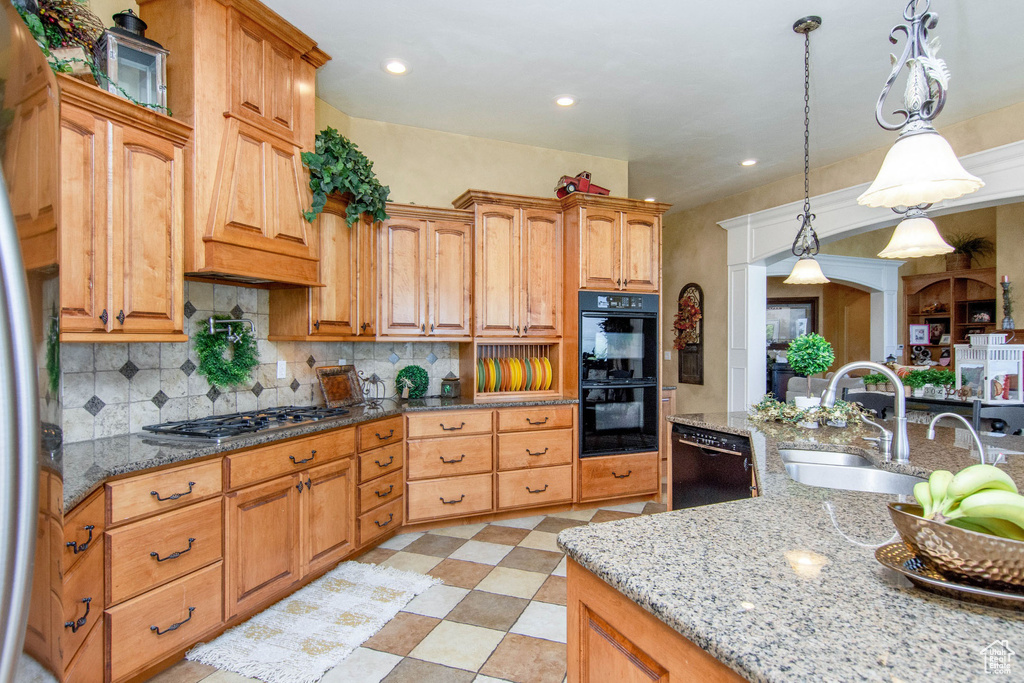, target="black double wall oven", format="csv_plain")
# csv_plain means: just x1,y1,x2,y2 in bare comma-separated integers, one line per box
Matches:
578,291,659,458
